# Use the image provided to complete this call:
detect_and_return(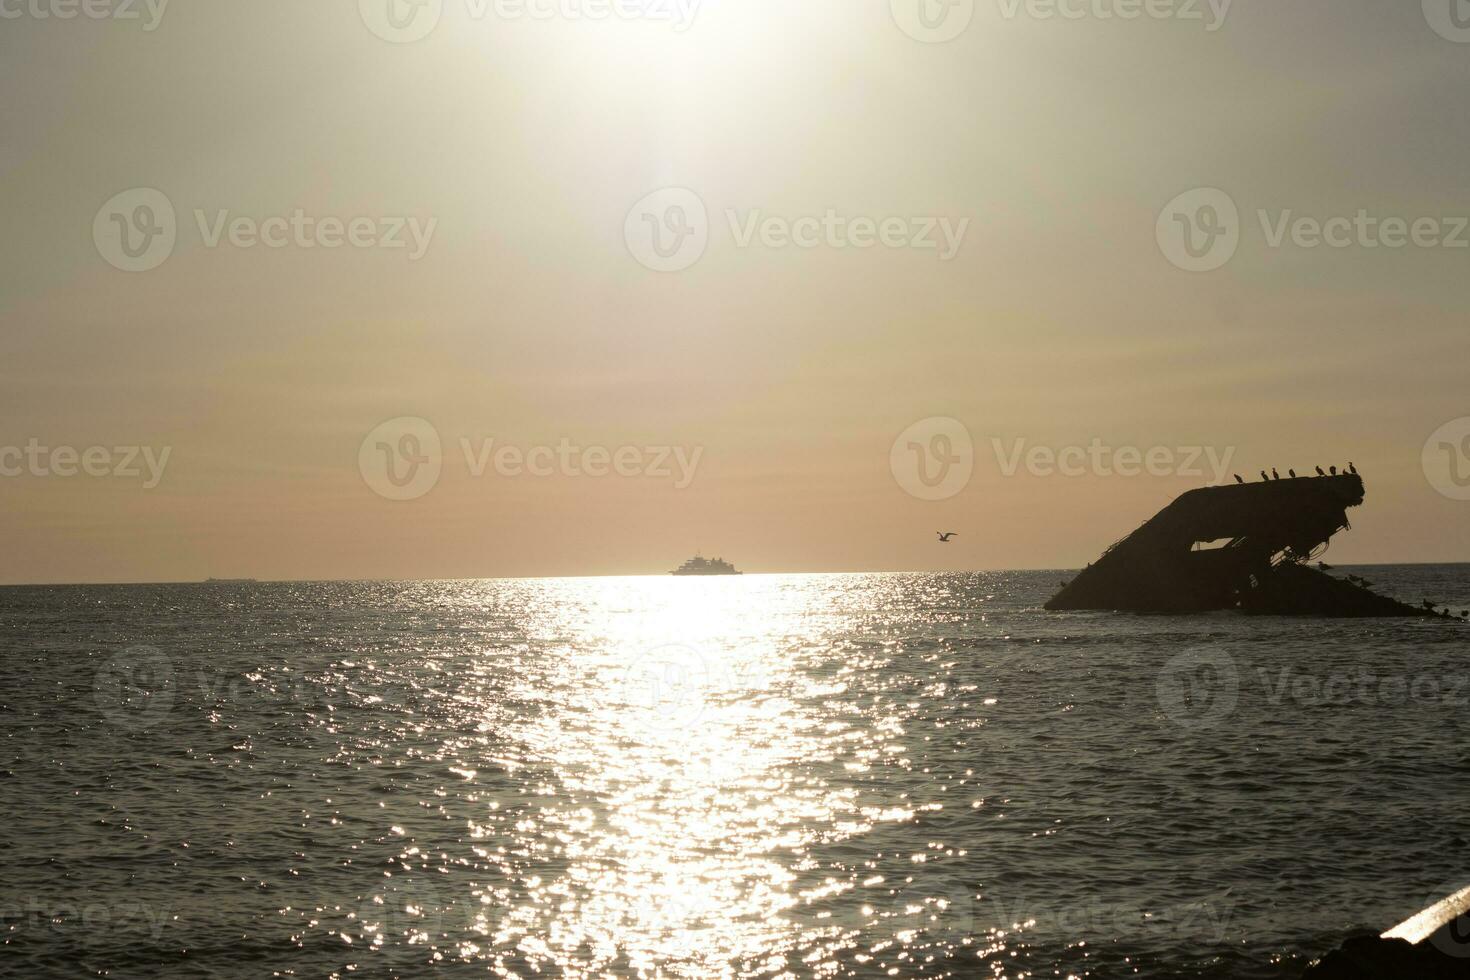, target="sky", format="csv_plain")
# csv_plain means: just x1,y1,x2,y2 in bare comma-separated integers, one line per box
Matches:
1,0,1468,583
